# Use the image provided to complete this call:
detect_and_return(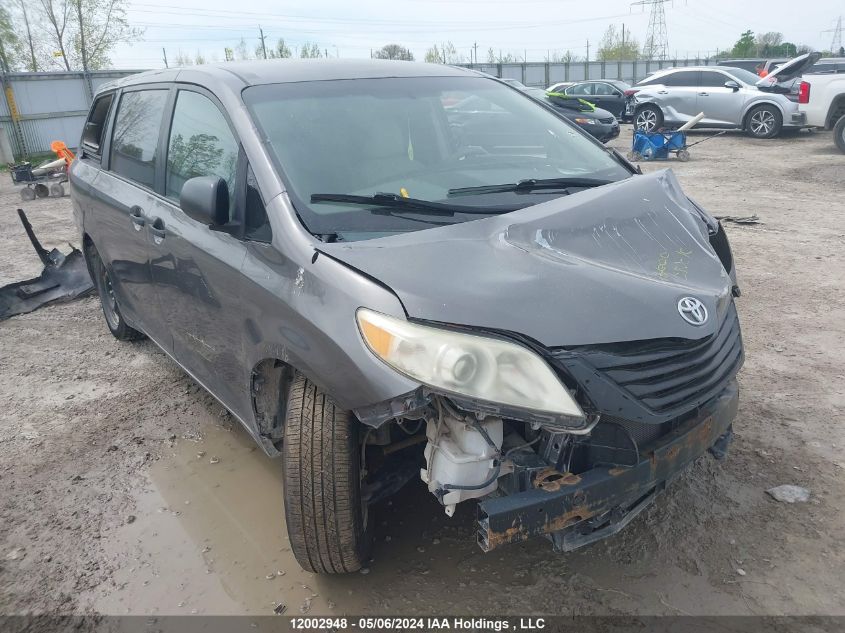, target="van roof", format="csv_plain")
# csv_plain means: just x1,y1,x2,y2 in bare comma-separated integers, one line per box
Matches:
97,59,475,94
